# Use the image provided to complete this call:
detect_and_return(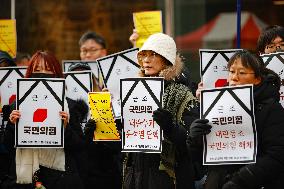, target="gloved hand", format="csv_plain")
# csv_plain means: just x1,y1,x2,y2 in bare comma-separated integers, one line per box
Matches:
188,119,212,138
152,108,173,135
222,181,243,189
84,119,96,141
